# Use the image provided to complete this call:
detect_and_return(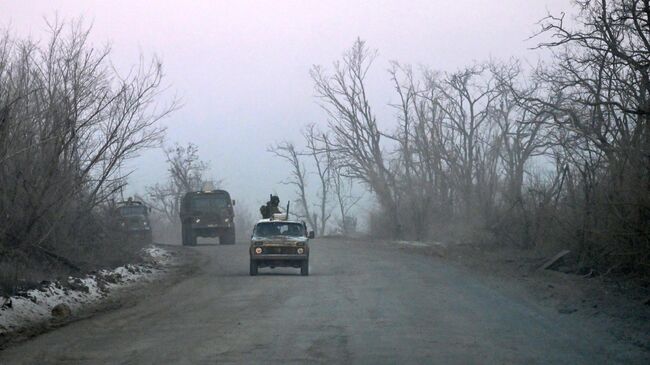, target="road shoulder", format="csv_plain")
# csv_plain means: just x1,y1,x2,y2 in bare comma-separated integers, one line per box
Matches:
388,238,650,354
0,244,200,350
